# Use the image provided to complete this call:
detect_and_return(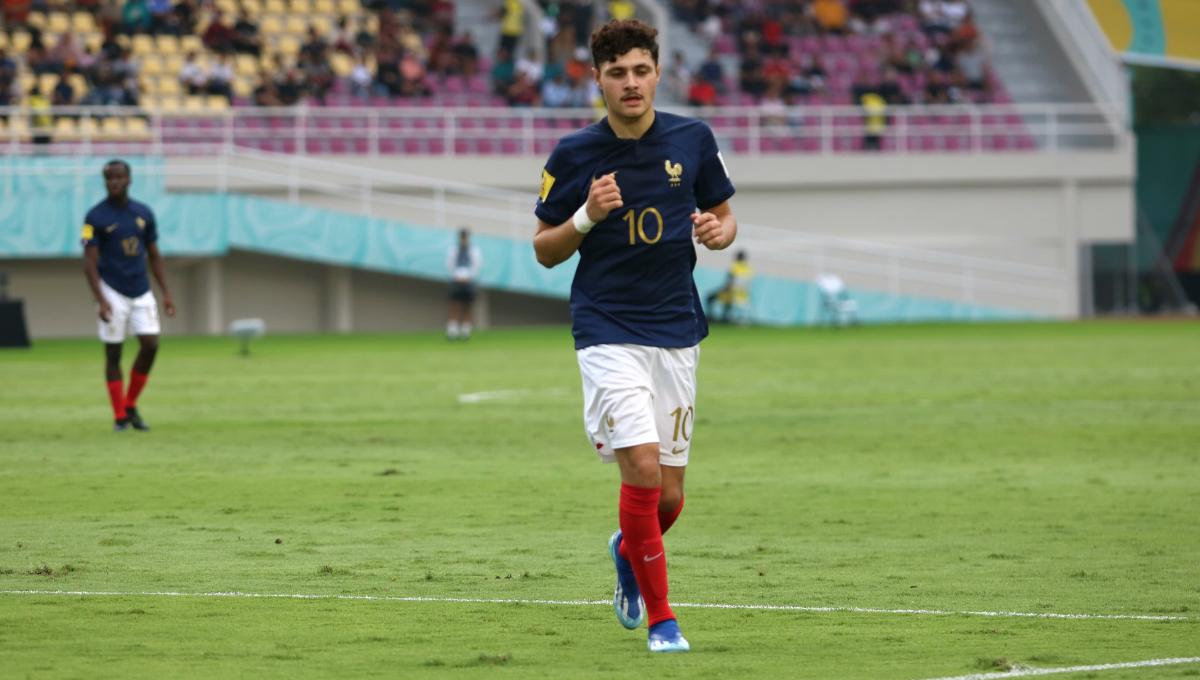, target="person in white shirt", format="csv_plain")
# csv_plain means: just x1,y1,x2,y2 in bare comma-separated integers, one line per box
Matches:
445,228,483,340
